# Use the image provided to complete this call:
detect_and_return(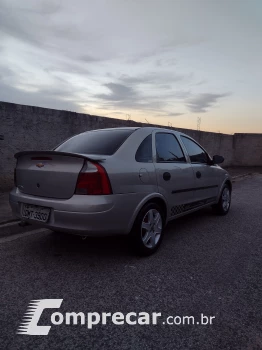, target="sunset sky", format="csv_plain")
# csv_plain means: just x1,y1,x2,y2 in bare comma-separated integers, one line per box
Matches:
0,0,261,134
